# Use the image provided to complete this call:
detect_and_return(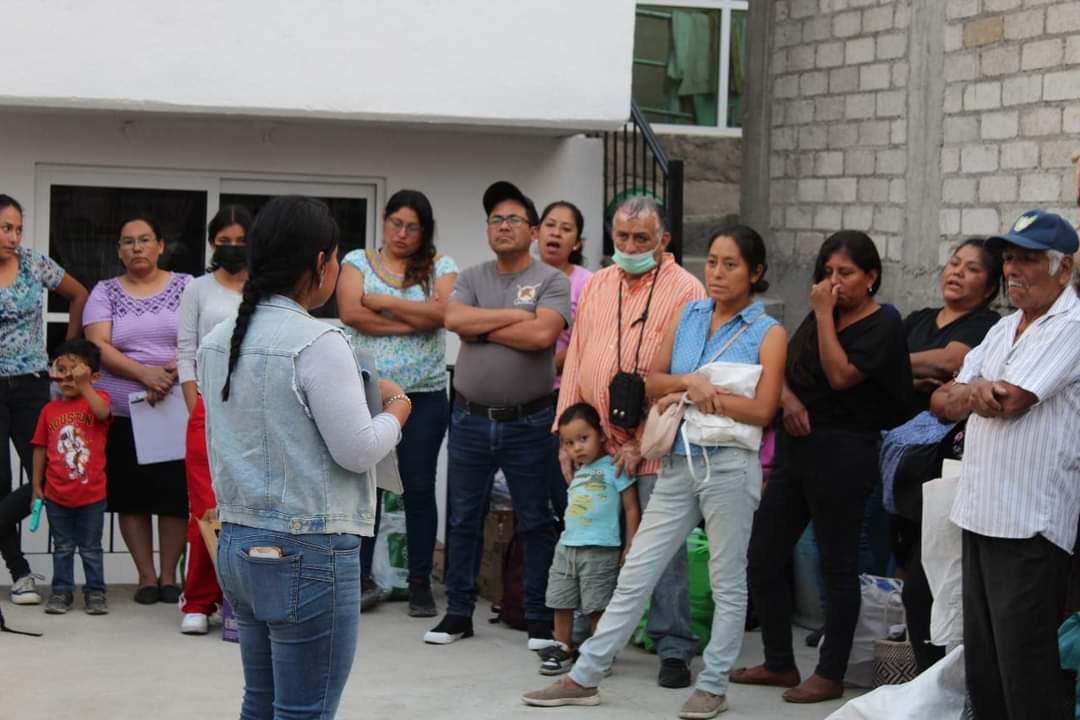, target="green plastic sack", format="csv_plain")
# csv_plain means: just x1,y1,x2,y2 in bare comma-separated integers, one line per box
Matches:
632,528,713,654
